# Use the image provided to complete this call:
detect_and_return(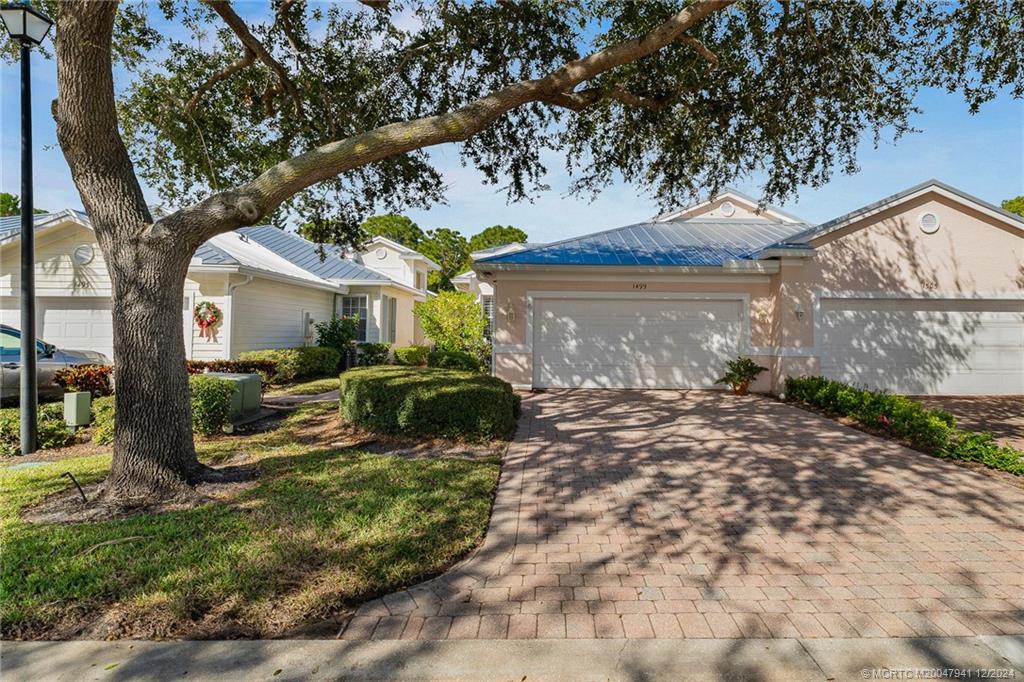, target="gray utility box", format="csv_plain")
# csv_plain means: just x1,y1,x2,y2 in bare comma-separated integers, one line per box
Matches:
64,391,92,428
204,373,262,420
